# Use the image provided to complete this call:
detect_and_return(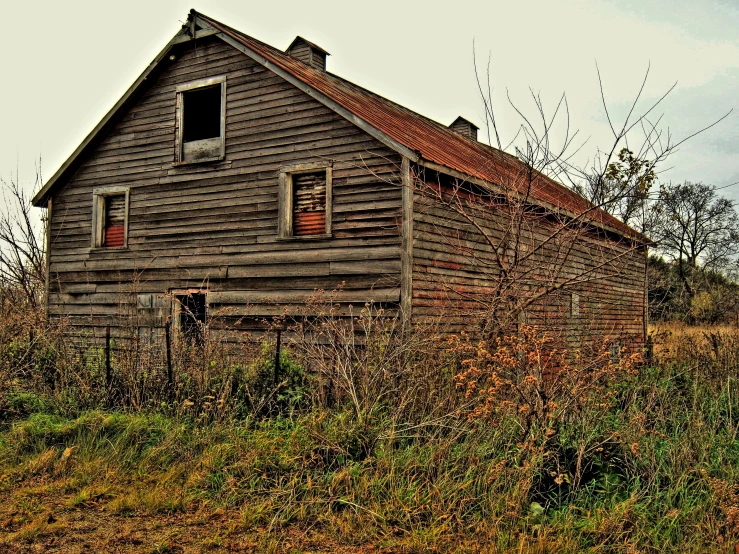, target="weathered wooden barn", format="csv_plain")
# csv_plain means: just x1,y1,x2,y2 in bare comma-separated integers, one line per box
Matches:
33,10,647,348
